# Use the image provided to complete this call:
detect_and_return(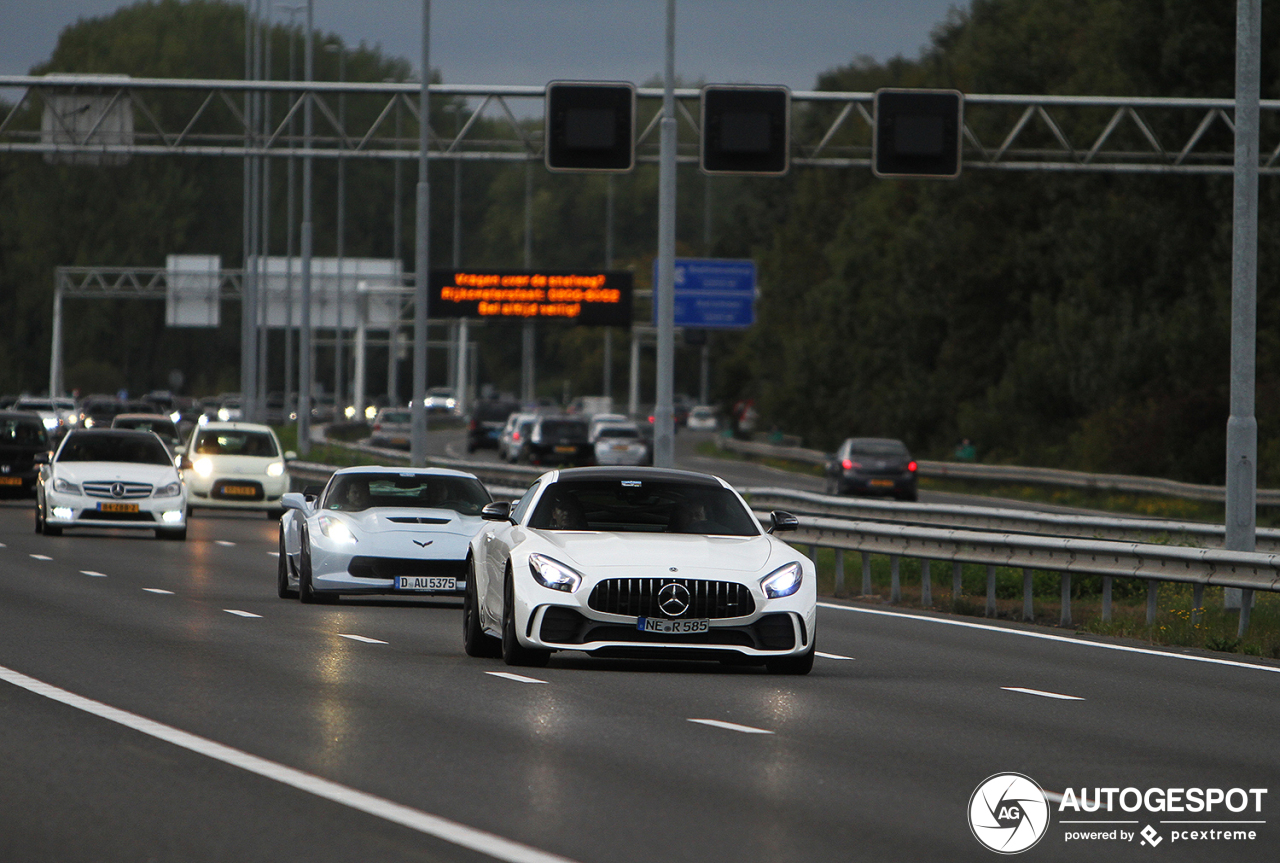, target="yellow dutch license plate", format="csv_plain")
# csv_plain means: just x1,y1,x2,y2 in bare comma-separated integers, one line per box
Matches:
99,502,139,513
554,445,576,454
224,485,257,496
869,479,895,488
0,477,22,486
